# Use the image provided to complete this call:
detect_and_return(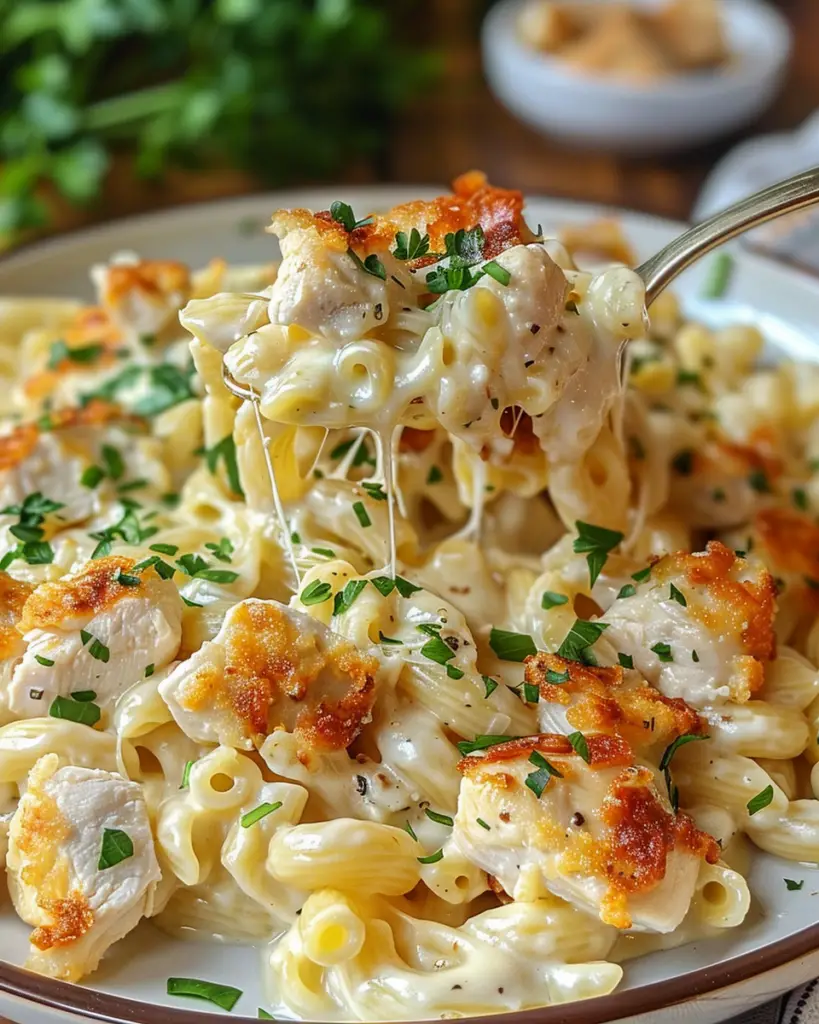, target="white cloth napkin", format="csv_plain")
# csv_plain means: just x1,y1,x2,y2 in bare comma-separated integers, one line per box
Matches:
729,981,819,1024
